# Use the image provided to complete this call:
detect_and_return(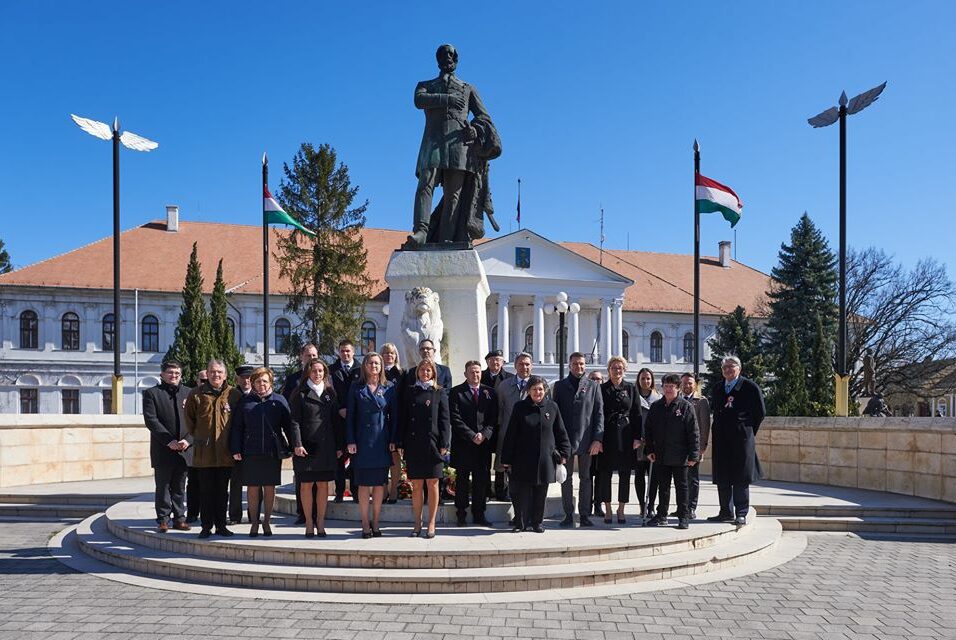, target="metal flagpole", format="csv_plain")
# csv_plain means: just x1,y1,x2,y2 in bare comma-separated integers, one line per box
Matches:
134,289,139,415
693,139,701,378
111,118,123,413
517,178,522,230
262,153,270,369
